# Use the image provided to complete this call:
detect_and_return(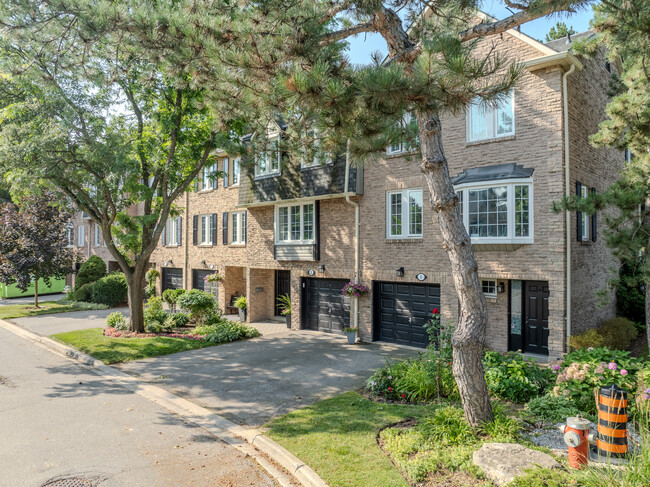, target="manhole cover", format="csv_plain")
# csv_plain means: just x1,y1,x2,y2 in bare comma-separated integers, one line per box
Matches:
41,476,100,487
